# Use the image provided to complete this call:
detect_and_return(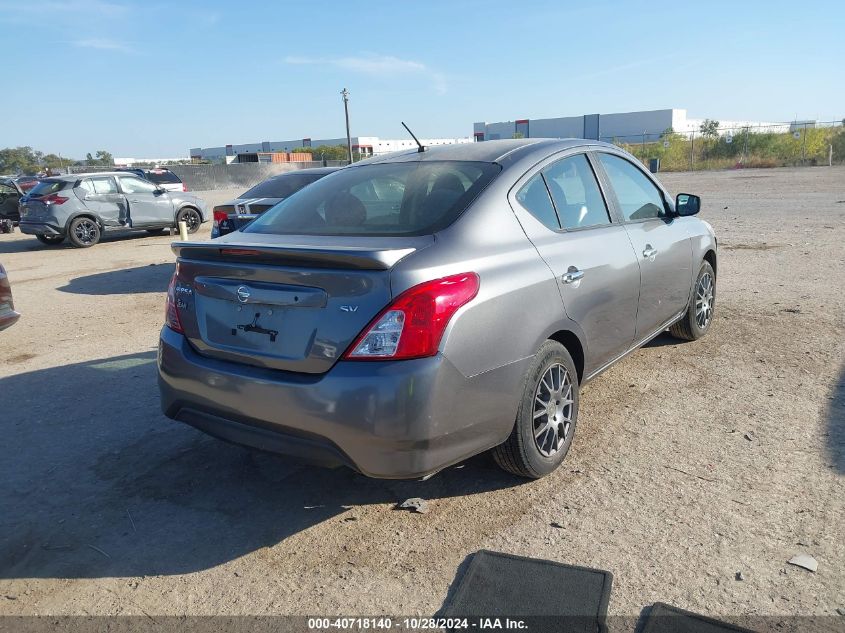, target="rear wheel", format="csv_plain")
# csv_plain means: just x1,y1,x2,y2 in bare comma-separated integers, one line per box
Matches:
36,234,64,246
670,261,715,341
177,207,201,234
492,340,579,479
67,217,100,248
